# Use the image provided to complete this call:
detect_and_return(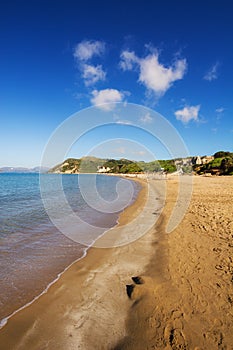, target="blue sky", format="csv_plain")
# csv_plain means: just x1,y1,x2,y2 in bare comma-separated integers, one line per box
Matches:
0,0,232,167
